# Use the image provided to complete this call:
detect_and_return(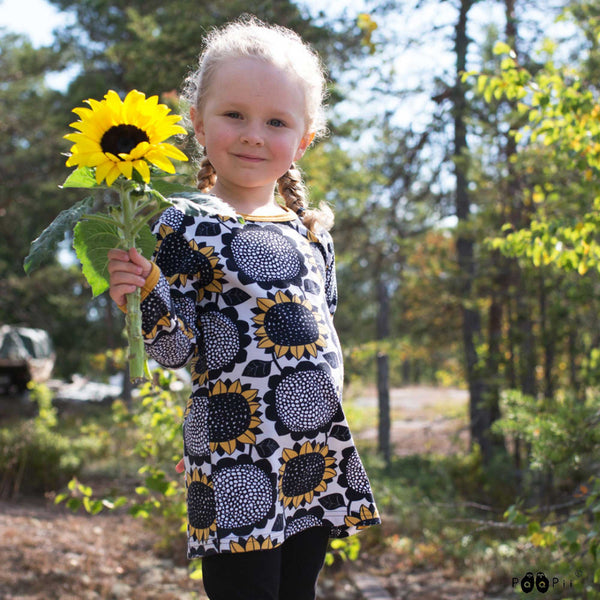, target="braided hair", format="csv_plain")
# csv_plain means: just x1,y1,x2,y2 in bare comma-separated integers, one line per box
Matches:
277,163,333,232
196,152,217,193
